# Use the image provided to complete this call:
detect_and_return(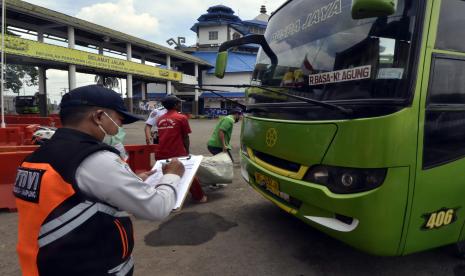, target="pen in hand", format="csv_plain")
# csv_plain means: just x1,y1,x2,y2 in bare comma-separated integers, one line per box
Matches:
165,155,192,163
162,158,185,177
